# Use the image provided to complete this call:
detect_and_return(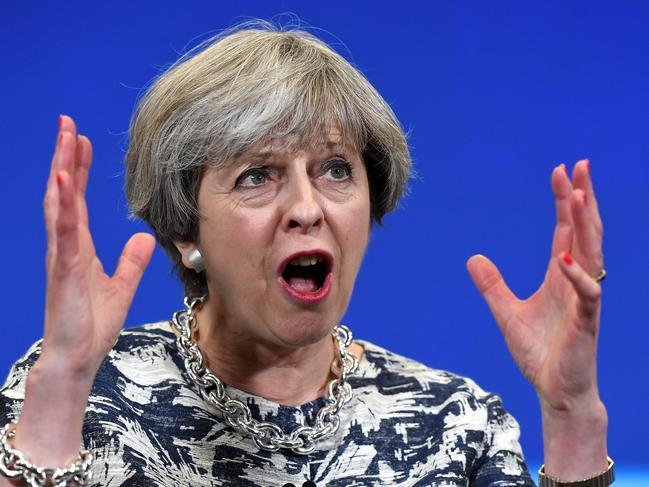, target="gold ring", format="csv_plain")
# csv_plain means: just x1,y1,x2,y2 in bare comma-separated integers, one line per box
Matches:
594,269,607,283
